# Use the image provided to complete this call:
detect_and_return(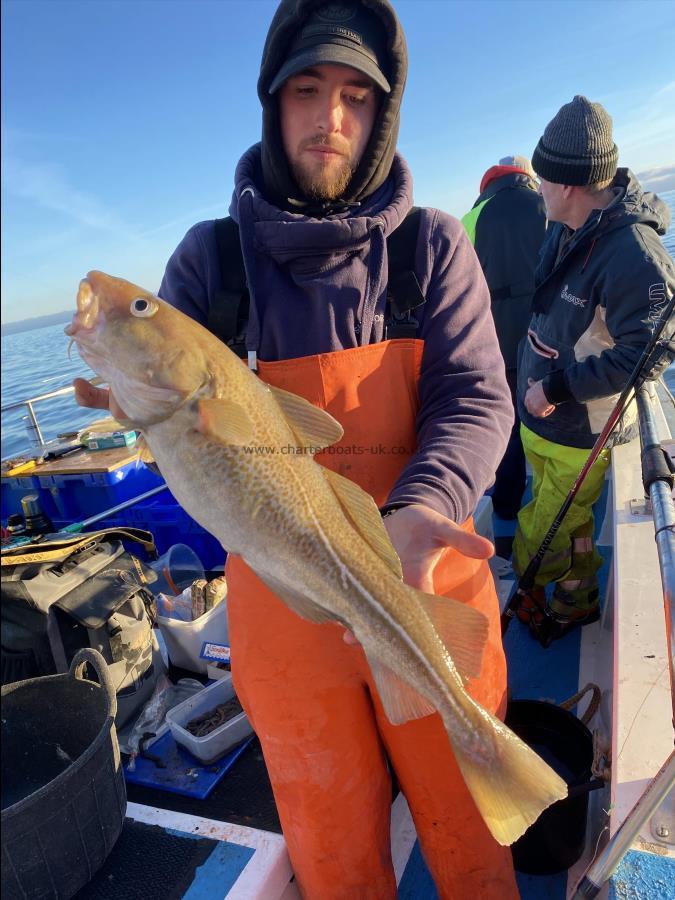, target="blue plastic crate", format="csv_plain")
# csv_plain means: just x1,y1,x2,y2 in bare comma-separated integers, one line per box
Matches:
35,461,164,522
60,495,226,573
